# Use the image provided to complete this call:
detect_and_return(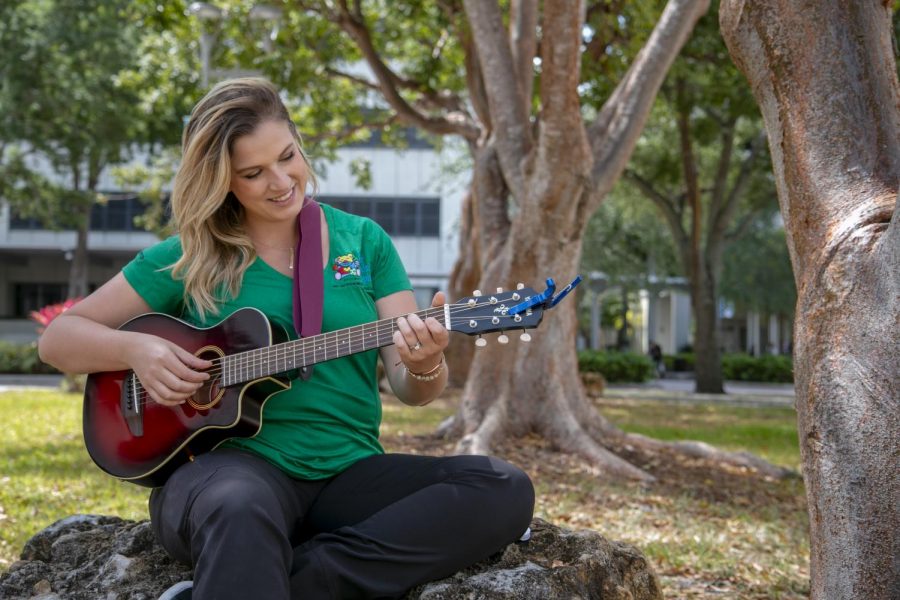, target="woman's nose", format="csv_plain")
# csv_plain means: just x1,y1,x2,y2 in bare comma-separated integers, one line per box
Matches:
269,166,292,190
